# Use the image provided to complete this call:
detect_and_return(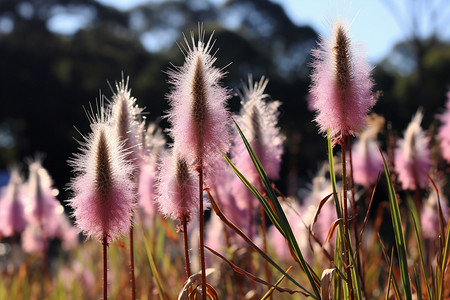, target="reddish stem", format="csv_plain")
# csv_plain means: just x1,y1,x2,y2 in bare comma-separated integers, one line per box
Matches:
129,226,136,300
103,235,108,300
182,214,192,278
198,165,207,300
